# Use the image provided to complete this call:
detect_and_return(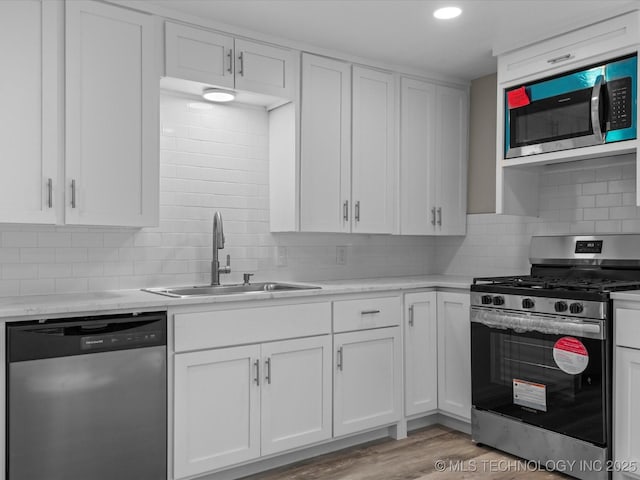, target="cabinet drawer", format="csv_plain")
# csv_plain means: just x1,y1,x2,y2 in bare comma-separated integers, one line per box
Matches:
616,307,640,349
333,296,401,332
499,11,639,84
174,302,331,352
